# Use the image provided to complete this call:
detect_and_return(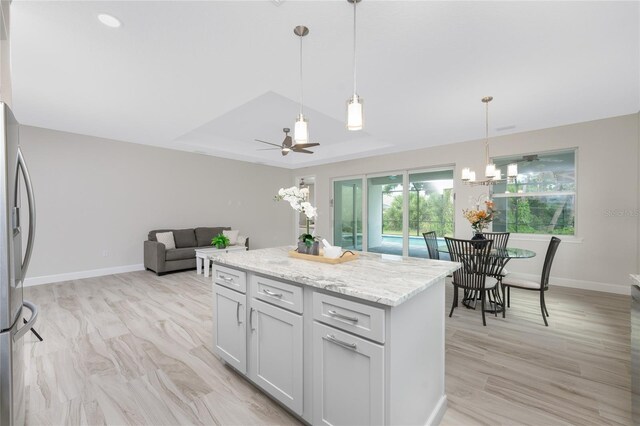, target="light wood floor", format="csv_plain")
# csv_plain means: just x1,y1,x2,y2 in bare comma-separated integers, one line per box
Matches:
23,270,631,425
